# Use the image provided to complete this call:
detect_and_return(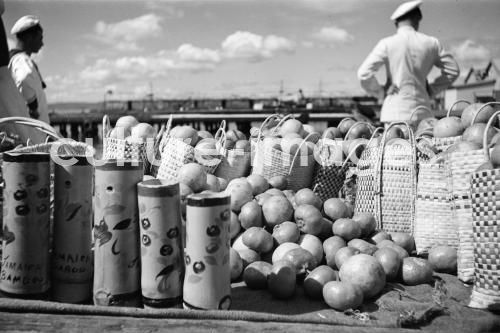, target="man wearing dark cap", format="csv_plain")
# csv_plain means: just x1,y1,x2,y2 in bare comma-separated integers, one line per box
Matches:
357,0,460,125
8,15,49,124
